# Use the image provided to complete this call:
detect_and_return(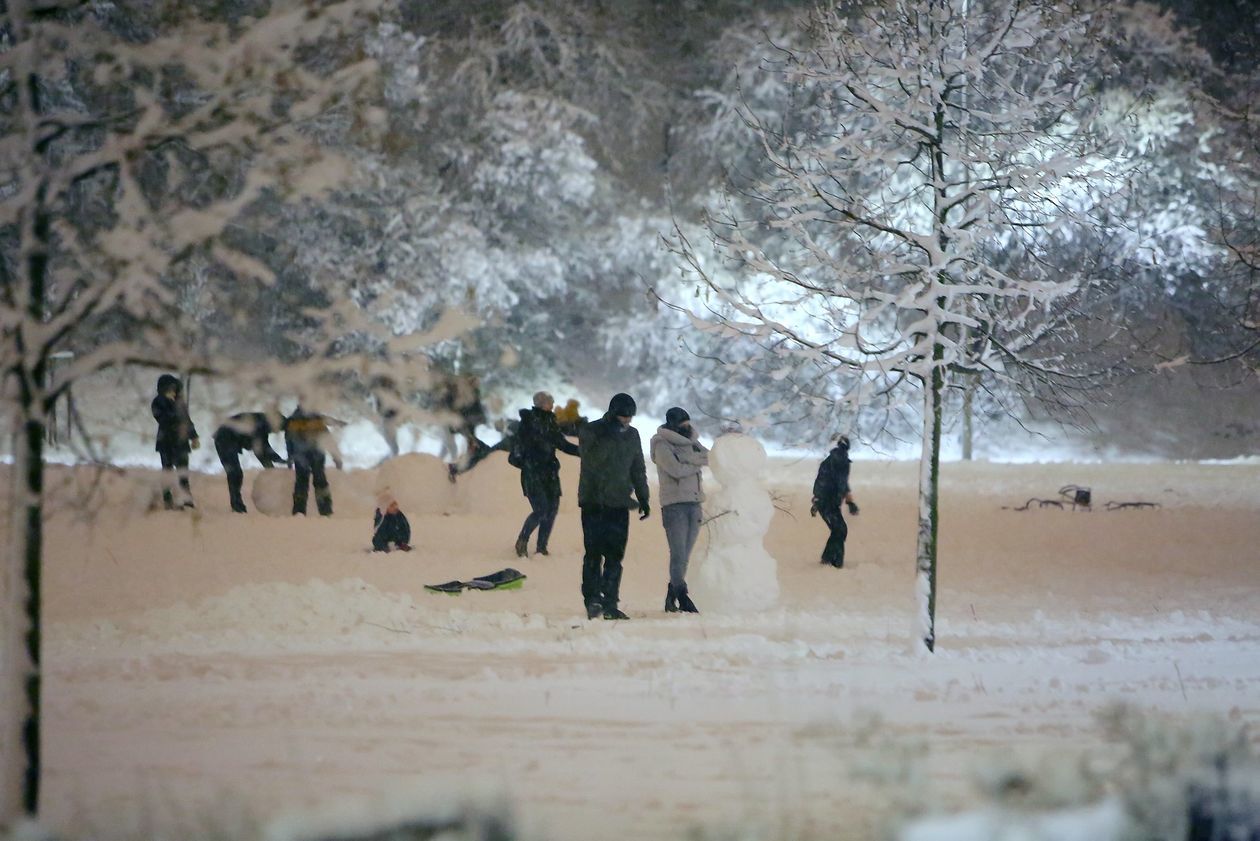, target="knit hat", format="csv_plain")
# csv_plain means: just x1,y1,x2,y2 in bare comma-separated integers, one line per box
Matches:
608,393,637,417
665,407,690,427
156,373,181,395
